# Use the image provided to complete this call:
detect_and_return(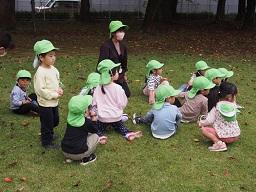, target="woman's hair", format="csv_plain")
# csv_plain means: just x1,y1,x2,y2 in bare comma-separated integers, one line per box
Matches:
101,67,119,94
219,82,238,99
